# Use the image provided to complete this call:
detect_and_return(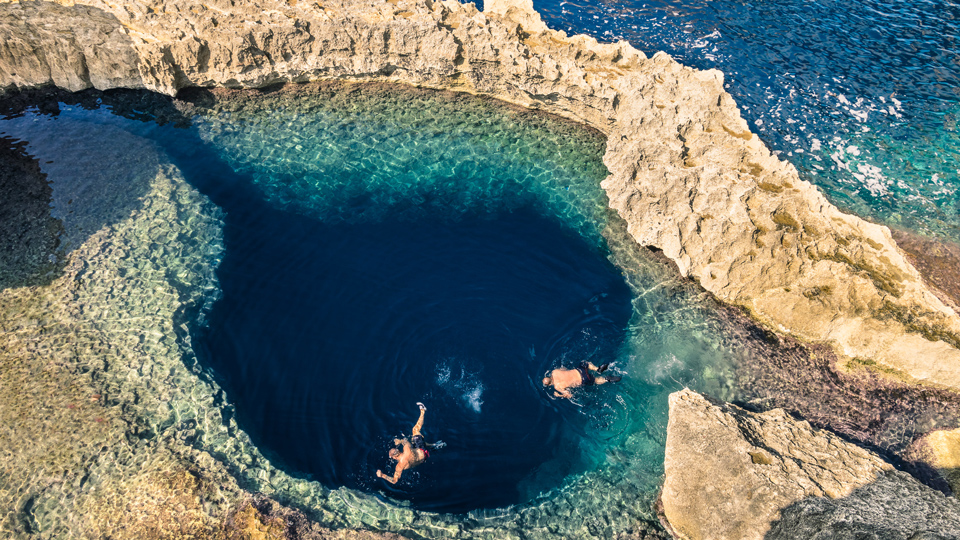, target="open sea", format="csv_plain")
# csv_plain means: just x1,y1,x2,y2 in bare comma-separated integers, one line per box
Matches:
535,0,960,240
1,0,958,537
